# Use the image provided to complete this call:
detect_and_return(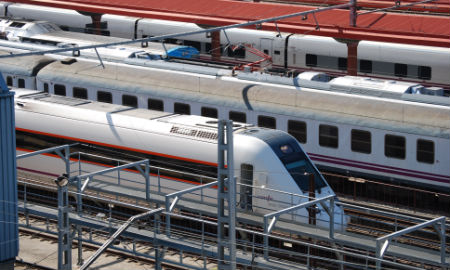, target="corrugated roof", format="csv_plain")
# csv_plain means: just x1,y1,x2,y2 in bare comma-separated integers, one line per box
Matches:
8,0,450,47
264,0,450,14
